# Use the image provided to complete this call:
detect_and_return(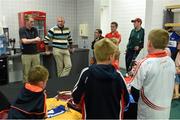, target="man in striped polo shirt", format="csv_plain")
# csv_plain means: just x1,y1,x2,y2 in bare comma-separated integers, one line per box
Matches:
45,17,72,77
